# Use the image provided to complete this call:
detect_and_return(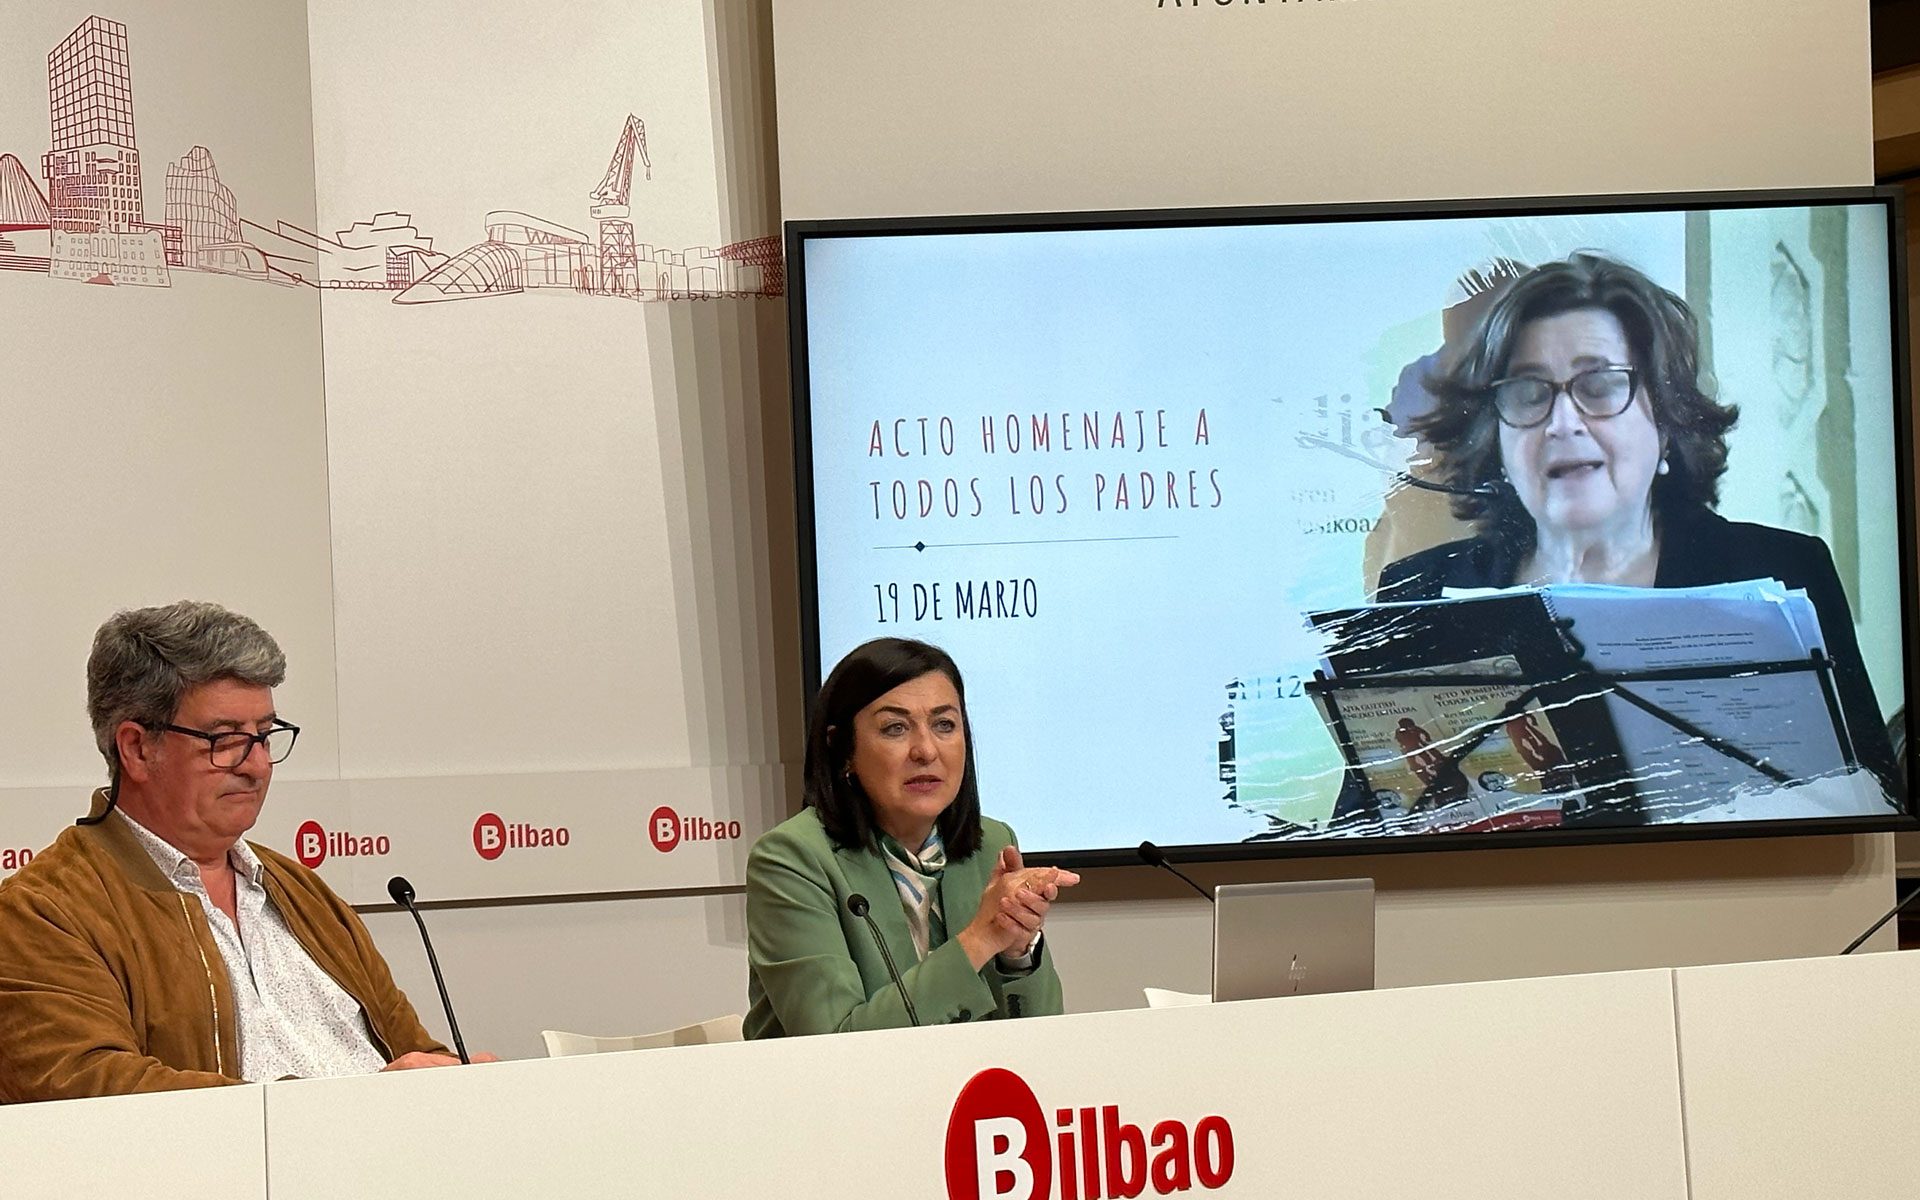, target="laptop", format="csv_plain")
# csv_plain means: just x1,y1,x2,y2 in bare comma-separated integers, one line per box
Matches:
1211,878,1375,1002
